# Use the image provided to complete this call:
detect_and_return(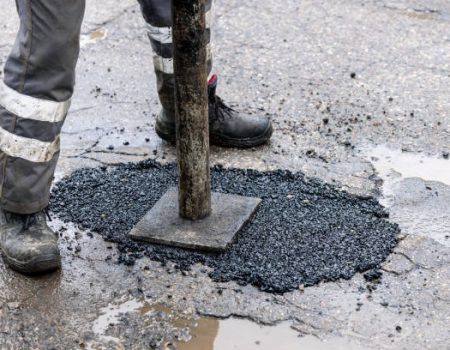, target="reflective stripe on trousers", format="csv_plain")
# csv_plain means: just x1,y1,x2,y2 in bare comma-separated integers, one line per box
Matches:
0,0,214,213
137,0,214,114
